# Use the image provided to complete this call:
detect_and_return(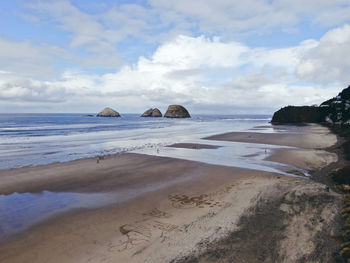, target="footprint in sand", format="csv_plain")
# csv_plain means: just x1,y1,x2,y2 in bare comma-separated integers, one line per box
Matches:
211,183,236,196
167,183,240,209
